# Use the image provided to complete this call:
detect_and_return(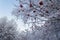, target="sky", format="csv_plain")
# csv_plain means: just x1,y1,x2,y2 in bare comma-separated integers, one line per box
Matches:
0,0,17,18
0,0,28,31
